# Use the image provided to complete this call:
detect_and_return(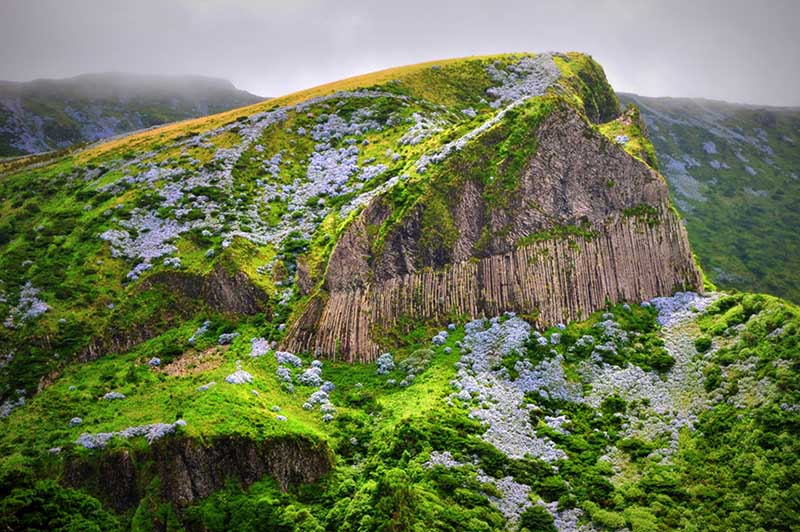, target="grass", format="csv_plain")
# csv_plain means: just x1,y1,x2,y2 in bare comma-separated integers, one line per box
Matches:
597,104,659,170
66,53,529,167
617,94,800,303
